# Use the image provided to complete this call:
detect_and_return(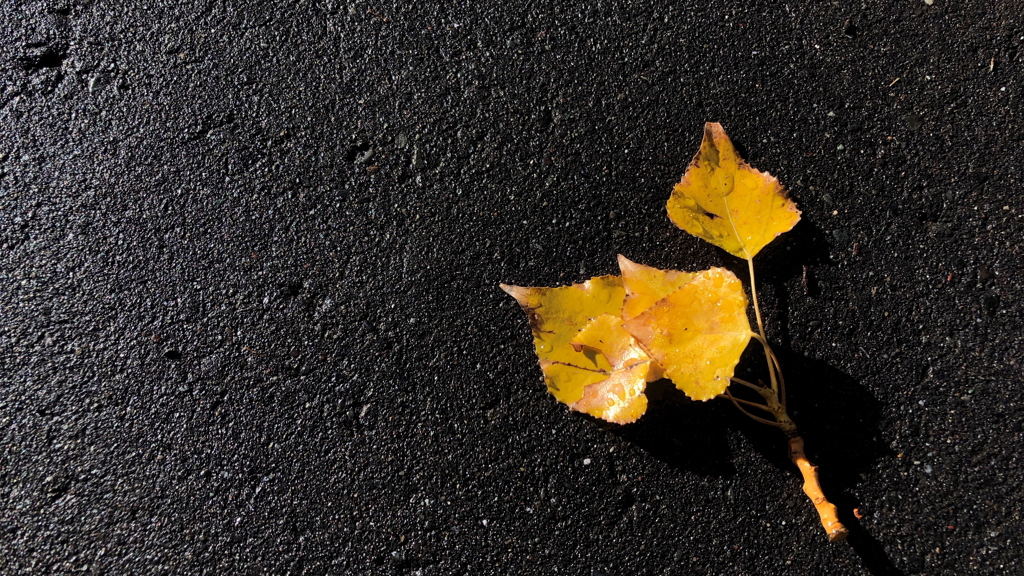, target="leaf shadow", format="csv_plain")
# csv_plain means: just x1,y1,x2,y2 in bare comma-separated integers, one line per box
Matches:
756,219,835,346
603,379,737,478
596,349,902,574
731,347,904,576
760,218,833,280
